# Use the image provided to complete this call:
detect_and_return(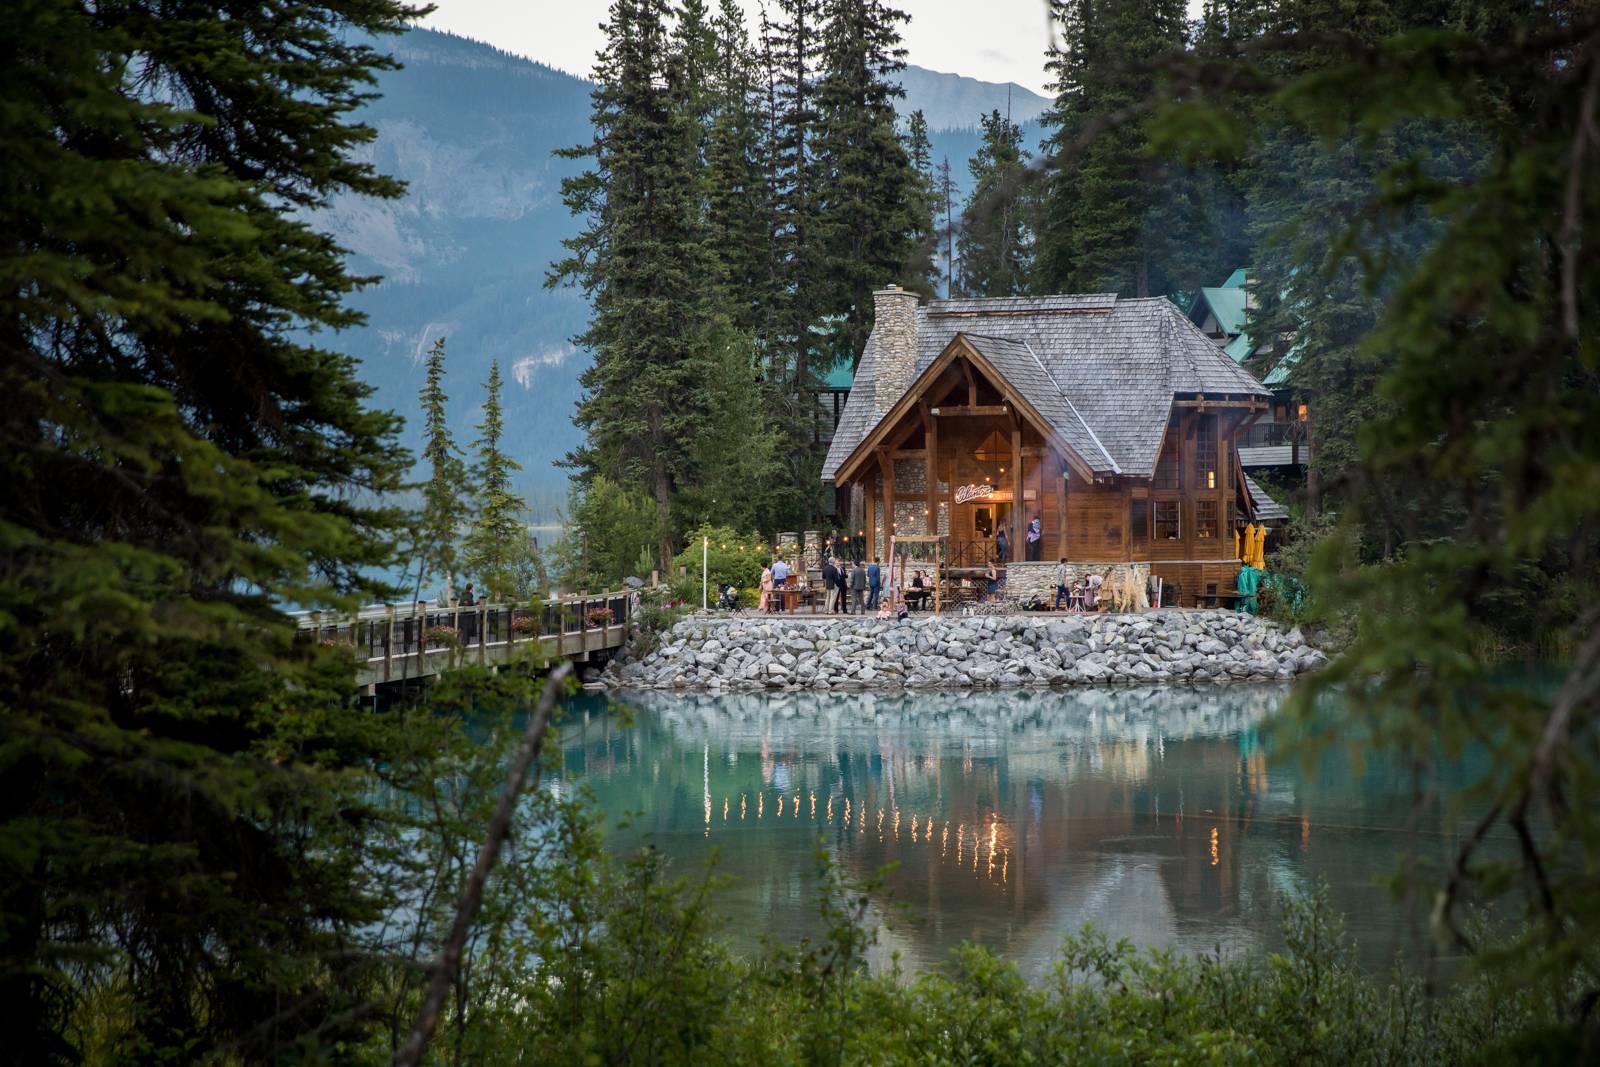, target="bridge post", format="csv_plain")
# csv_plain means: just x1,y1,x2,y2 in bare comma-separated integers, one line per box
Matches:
478,604,486,666
384,604,394,683
417,600,428,675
